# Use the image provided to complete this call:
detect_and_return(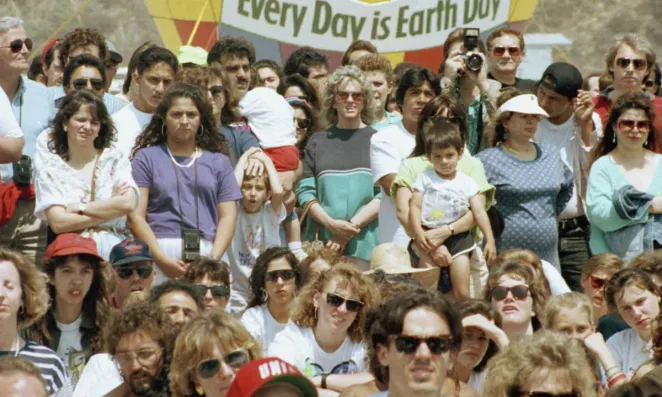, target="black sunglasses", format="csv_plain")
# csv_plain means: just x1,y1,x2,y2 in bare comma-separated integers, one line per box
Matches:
209,85,224,97
295,118,312,129
265,269,296,283
1,38,32,53
514,392,580,397
116,263,153,280
491,285,530,301
326,292,364,312
198,350,250,379
192,284,230,298
73,78,105,91
393,335,453,355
